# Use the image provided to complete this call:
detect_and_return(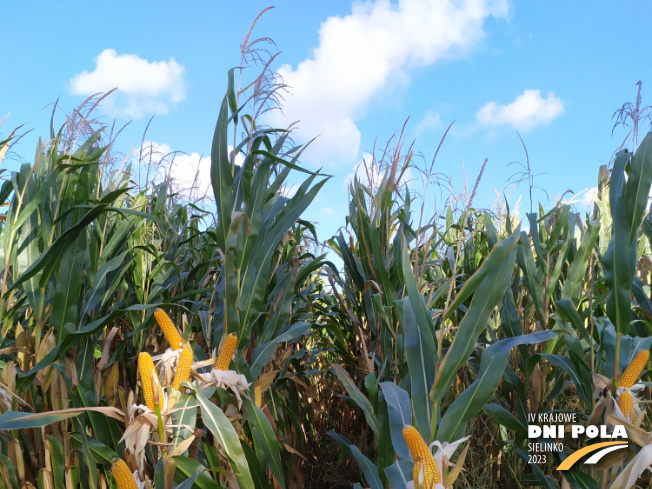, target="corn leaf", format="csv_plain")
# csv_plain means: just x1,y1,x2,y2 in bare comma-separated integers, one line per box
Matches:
437,331,556,442
192,387,255,489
